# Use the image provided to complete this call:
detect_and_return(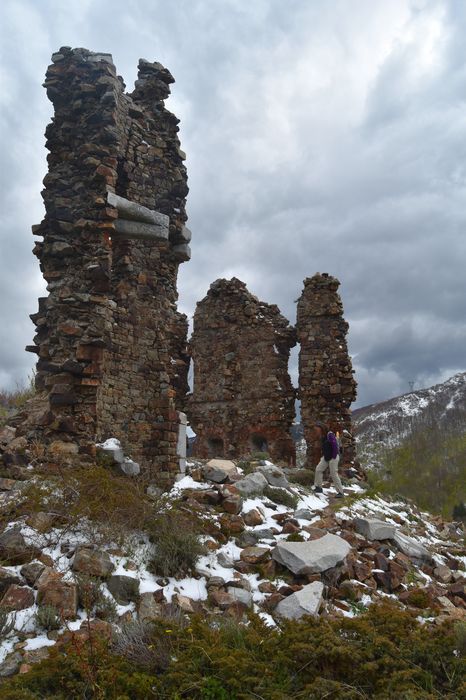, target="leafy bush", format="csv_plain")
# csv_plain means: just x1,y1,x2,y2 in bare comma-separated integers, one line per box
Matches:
1,602,465,699
147,507,206,578
263,485,298,509
76,575,118,622
34,605,61,631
